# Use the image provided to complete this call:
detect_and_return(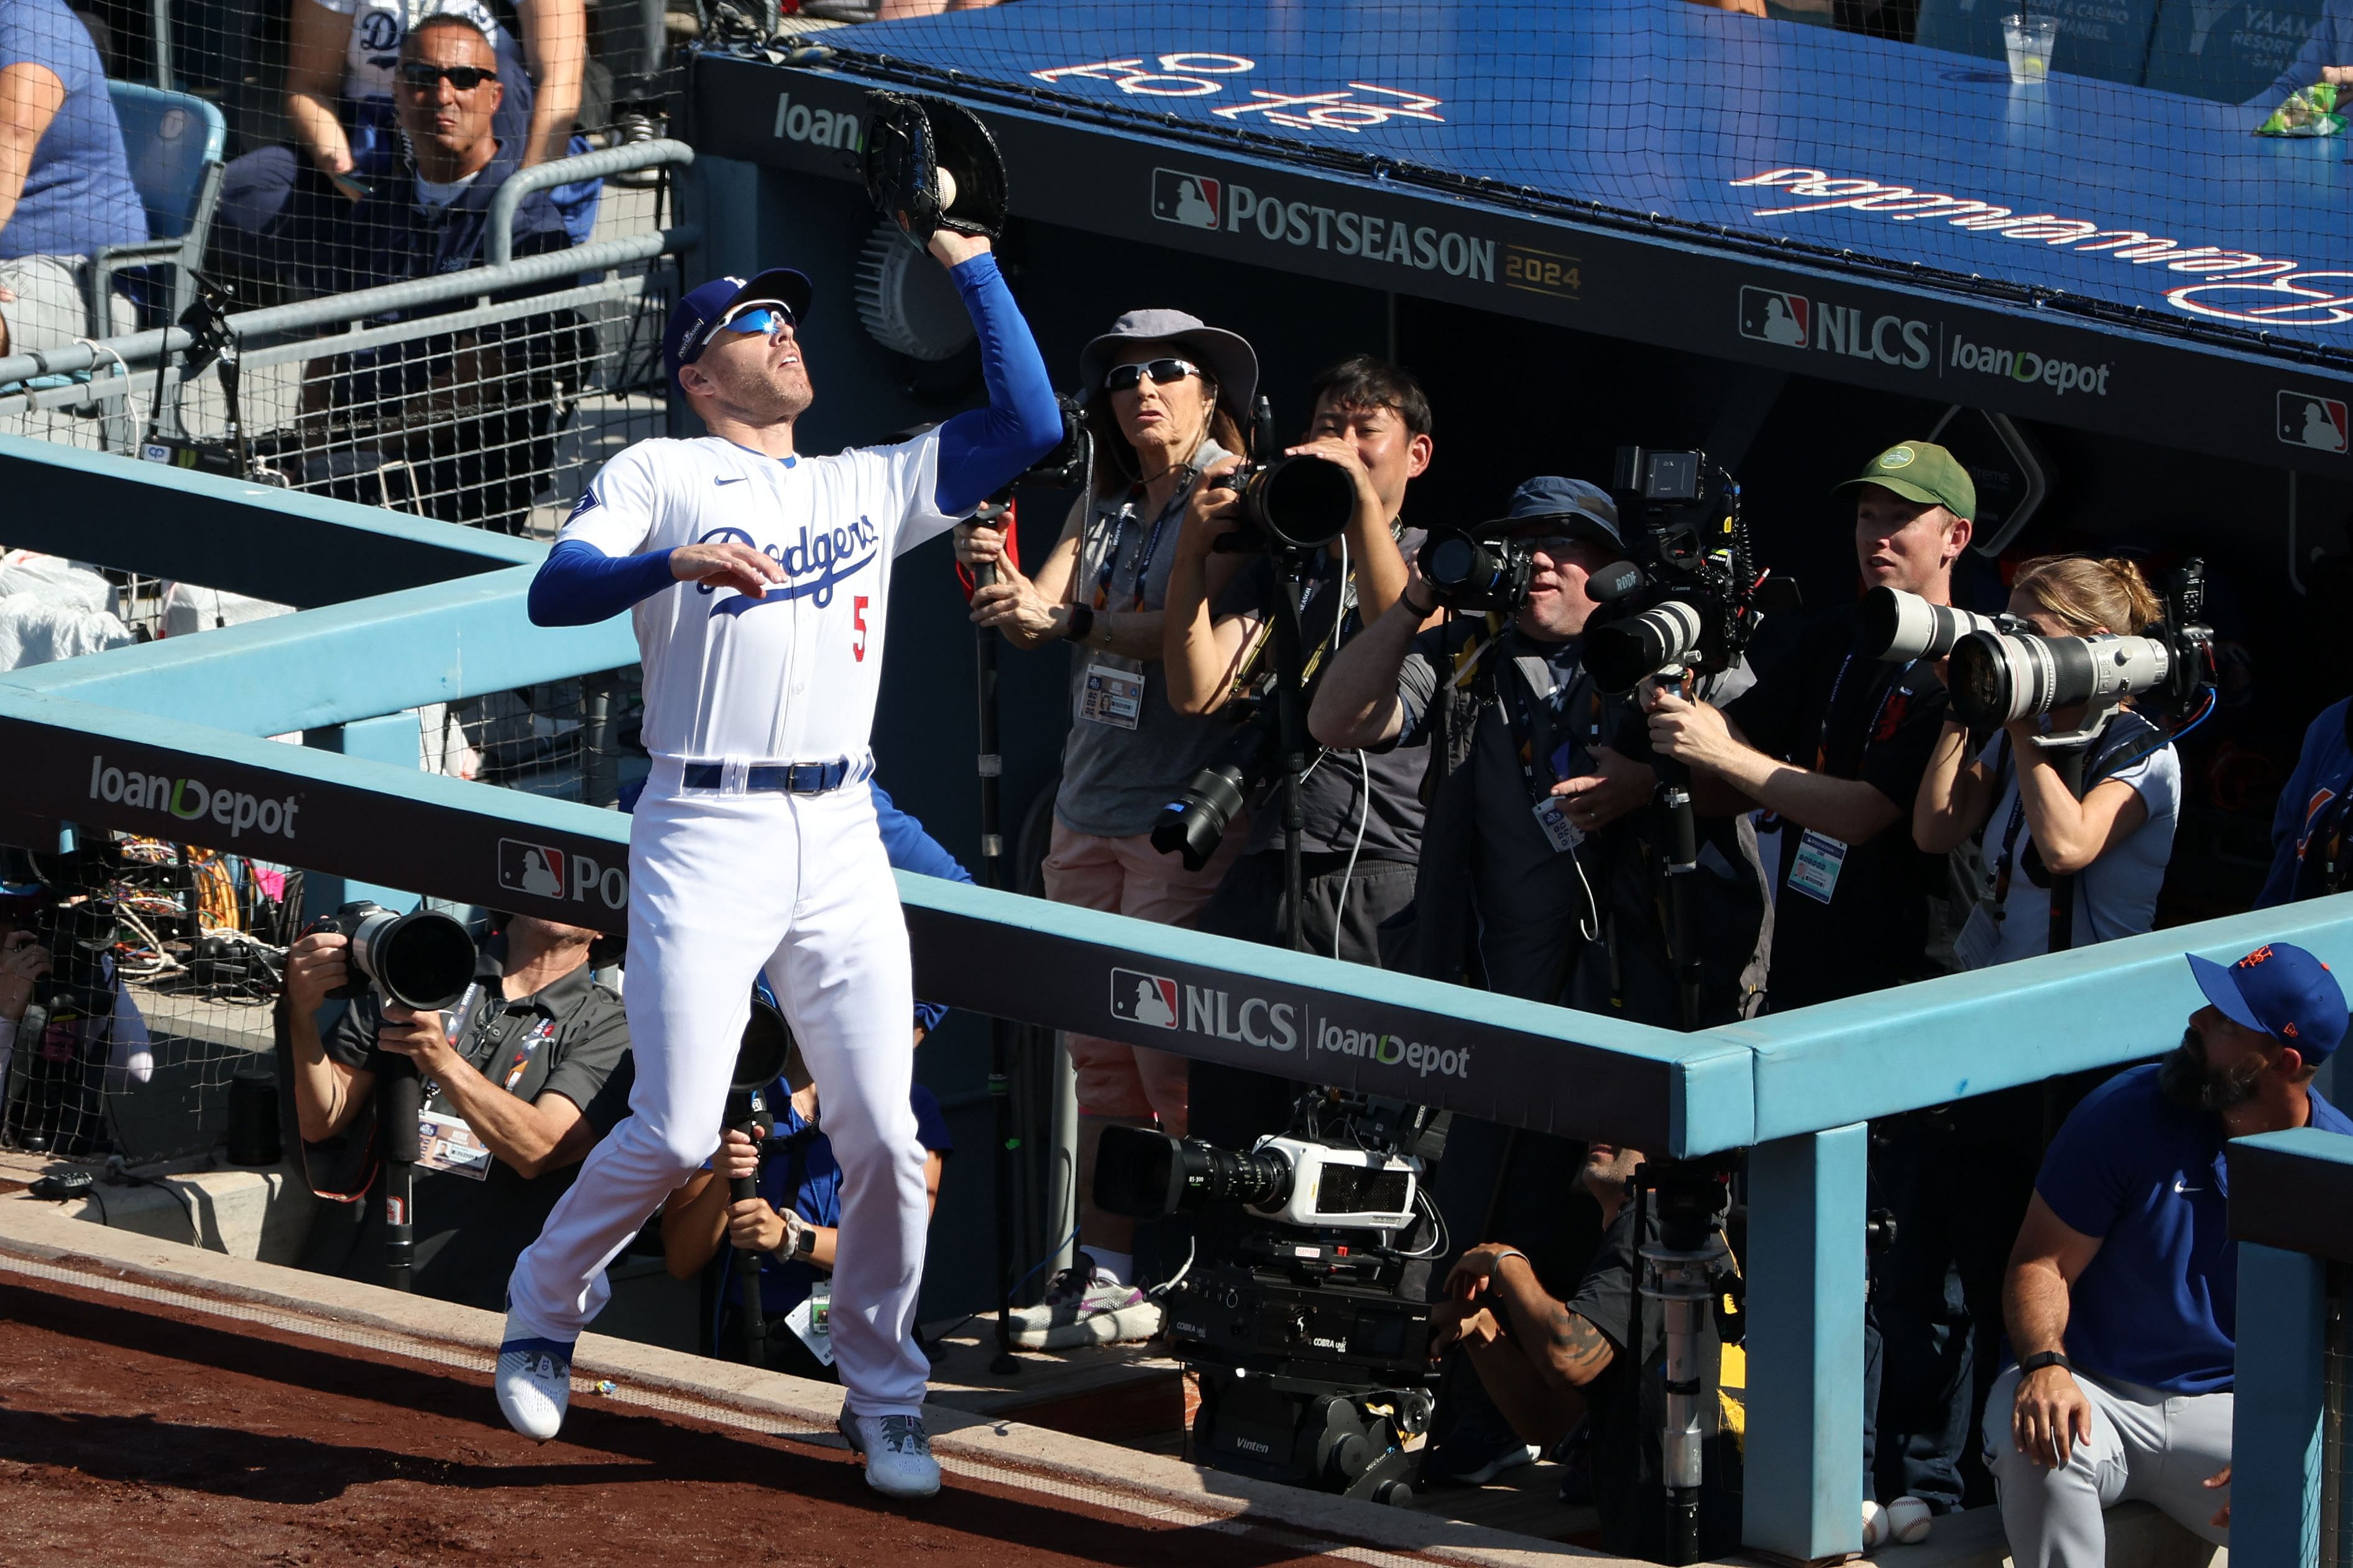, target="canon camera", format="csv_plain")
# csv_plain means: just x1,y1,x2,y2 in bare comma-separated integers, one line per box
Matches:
314,900,477,1012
